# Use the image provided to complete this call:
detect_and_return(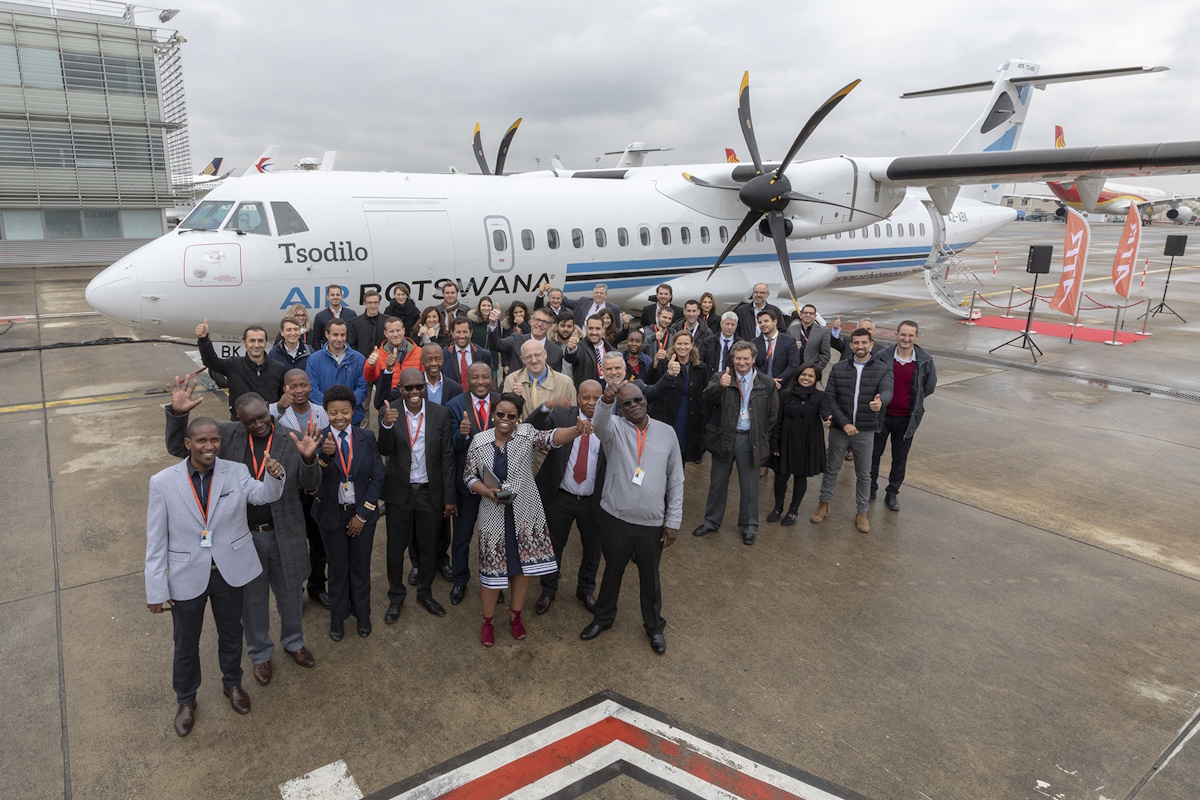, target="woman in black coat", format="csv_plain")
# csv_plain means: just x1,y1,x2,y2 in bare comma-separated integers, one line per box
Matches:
647,330,710,463
769,364,830,525
384,282,420,334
